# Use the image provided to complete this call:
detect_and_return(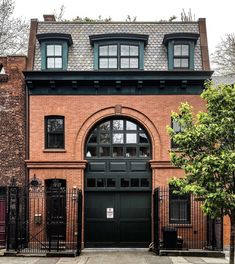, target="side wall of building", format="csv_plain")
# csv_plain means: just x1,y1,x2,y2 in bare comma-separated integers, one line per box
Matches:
0,56,27,186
